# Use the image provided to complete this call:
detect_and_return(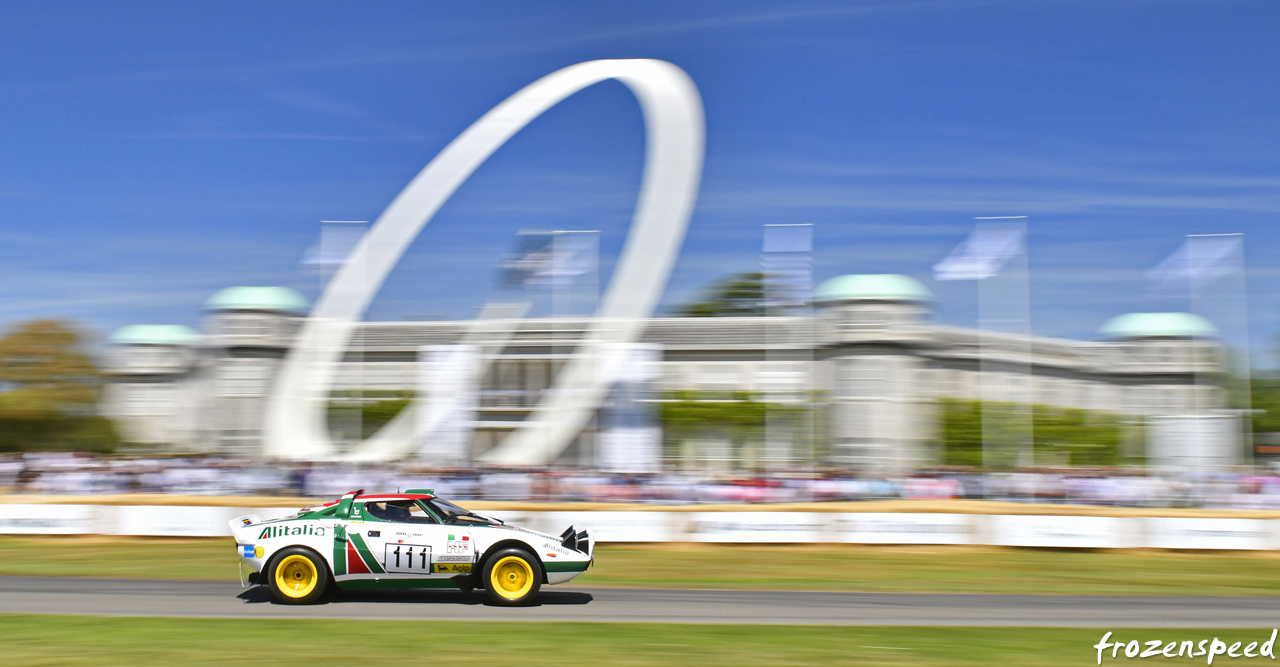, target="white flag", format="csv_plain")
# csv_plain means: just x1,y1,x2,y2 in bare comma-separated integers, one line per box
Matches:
502,232,598,288
528,233,597,287
934,226,1024,281
1147,236,1242,297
